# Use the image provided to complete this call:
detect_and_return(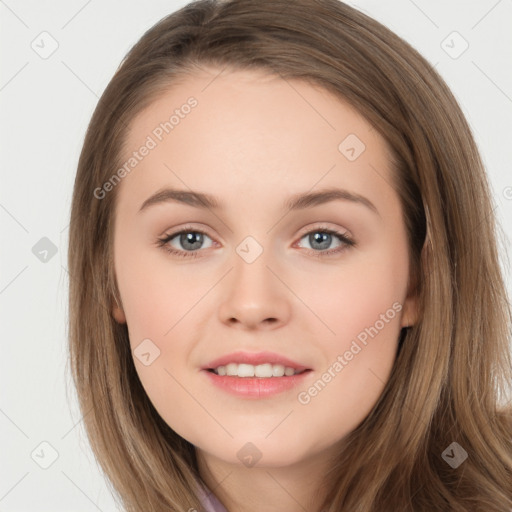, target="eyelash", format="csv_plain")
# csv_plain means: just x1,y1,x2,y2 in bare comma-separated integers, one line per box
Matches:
156,224,356,259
